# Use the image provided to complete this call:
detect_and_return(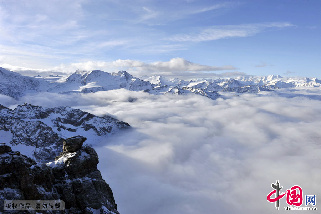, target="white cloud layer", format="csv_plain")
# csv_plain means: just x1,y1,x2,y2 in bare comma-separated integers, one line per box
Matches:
112,57,236,73
2,89,321,214
1,58,238,79
69,58,237,78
